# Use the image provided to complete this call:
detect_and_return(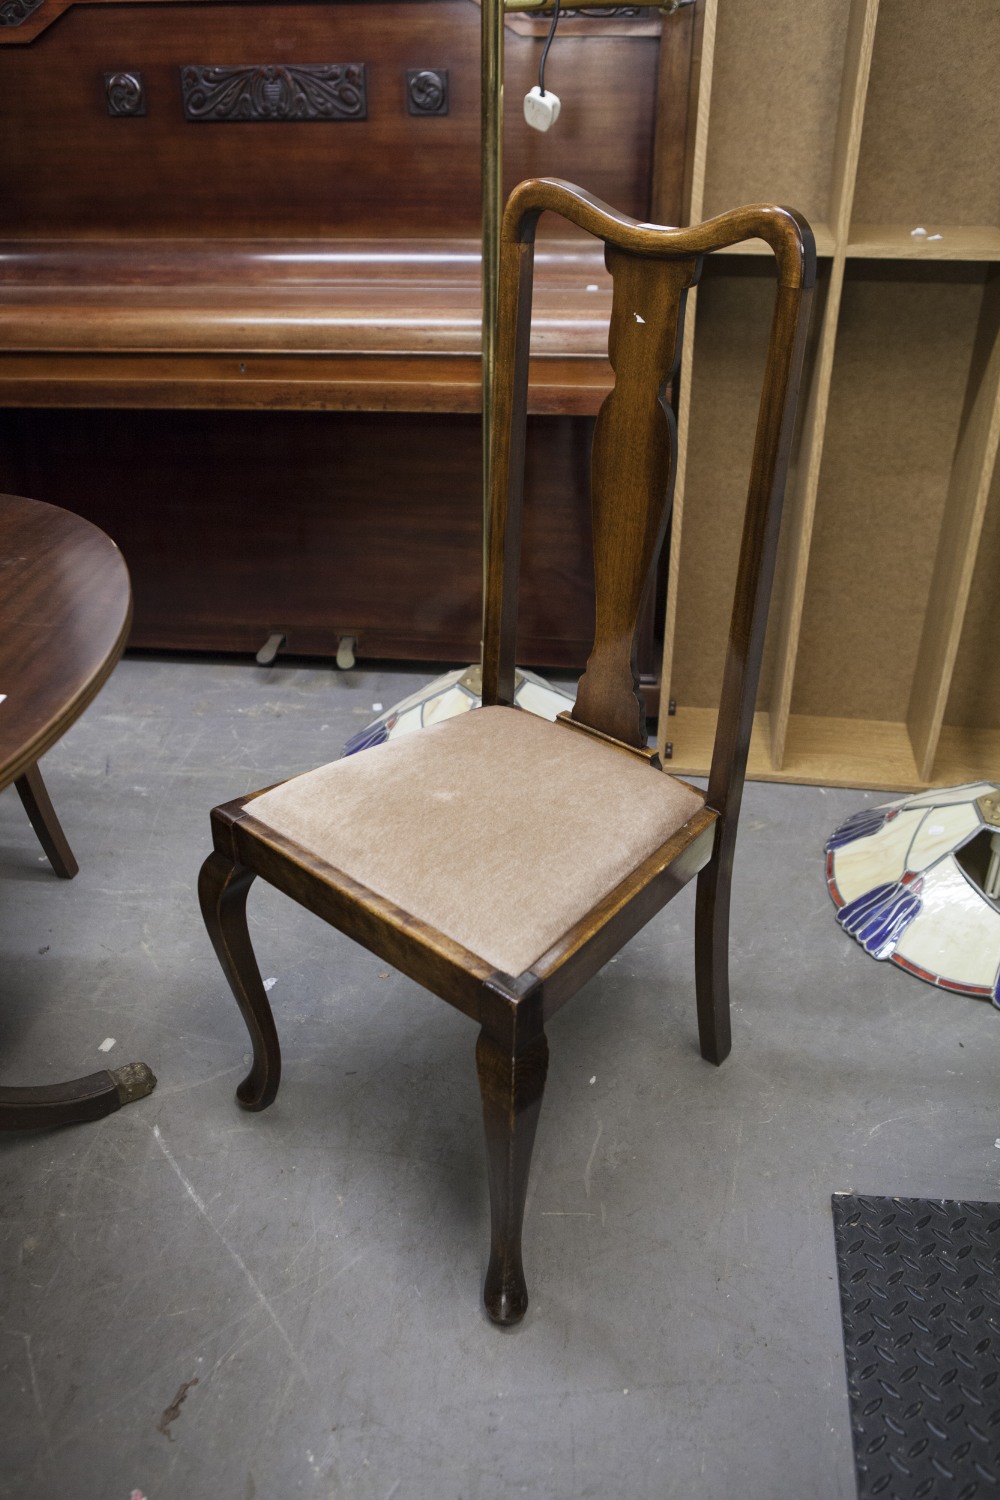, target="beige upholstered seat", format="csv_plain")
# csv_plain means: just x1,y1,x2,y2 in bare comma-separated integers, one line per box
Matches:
249,706,704,977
